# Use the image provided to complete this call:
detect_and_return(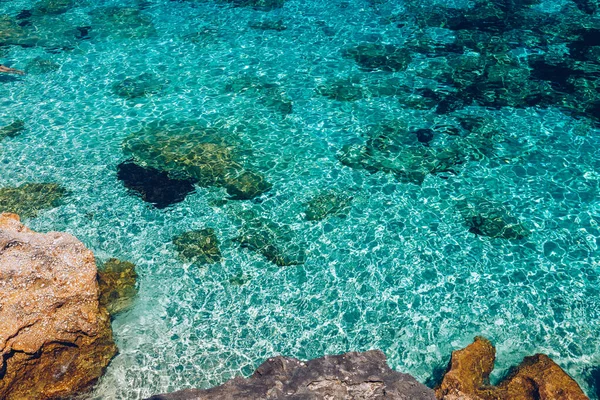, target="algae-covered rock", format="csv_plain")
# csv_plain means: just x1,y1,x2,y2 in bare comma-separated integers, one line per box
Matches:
34,0,75,15
117,160,196,209
248,19,287,31
122,121,271,200
317,78,366,101
173,229,222,265
224,76,292,115
225,0,286,11
113,73,167,99
25,57,60,74
457,198,530,240
0,183,67,218
304,190,352,221
90,7,156,39
97,258,138,316
338,122,463,184
342,43,412,72
436,337,587,400
0,120,25,140
235,211,306,266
